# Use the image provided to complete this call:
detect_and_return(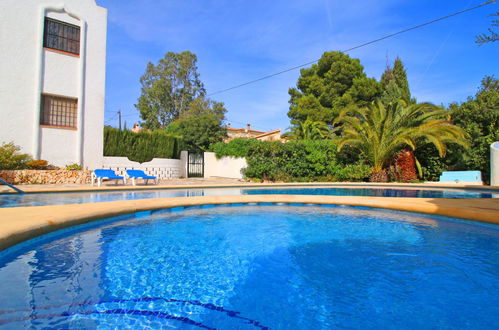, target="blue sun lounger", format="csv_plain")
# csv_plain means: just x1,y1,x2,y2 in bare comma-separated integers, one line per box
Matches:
125,169,157,186
92,169,125,187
